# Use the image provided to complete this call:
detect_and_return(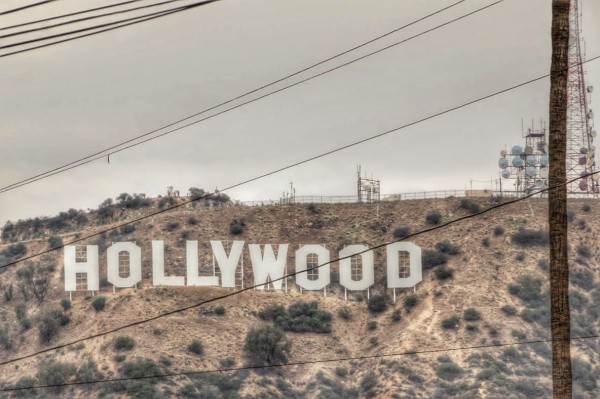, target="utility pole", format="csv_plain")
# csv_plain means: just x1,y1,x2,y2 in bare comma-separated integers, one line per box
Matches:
549,0,572,398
